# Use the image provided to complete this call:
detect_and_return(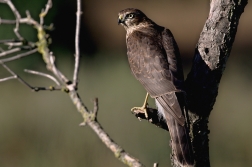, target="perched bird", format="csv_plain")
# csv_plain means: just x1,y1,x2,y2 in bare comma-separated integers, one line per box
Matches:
118,8,194,166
